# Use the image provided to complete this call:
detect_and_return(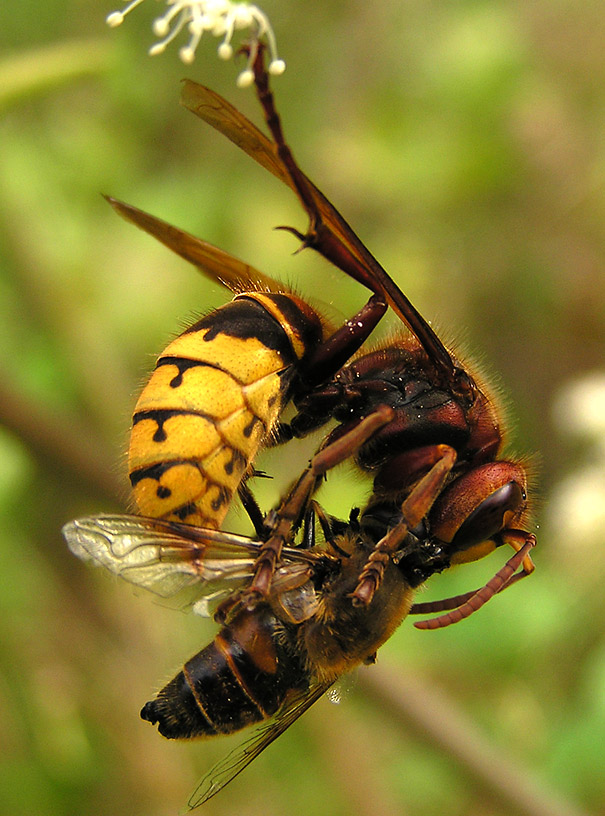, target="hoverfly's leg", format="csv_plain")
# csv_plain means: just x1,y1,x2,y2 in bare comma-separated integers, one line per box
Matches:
312,500,351,557
243,406,394,607
351,445,458,606
300,500,316,549
413,534,536,629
